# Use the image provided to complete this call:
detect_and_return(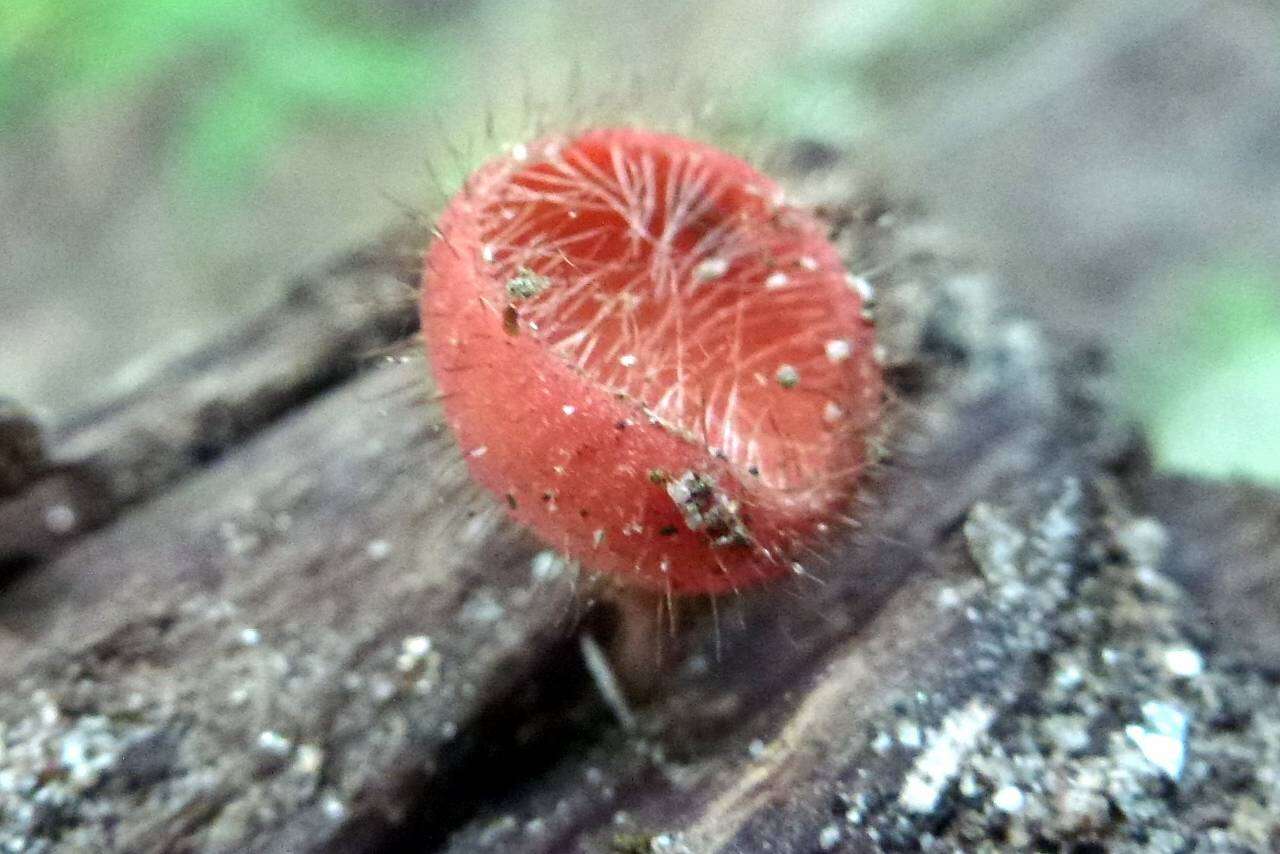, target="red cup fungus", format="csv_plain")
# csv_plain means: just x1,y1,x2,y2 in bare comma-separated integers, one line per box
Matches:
422,128,882,594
